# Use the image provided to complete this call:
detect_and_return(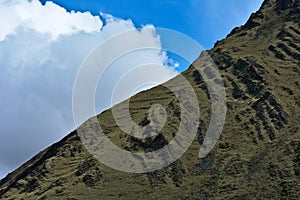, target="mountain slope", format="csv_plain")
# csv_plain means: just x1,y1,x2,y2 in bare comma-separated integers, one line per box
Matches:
1,0,299,199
